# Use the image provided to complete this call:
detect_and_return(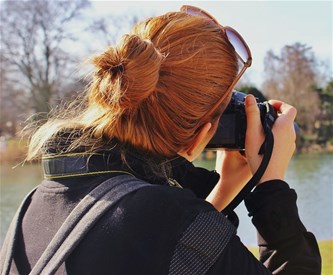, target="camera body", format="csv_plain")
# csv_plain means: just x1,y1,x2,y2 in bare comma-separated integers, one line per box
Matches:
206,91,277,150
